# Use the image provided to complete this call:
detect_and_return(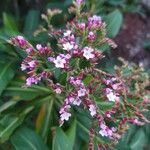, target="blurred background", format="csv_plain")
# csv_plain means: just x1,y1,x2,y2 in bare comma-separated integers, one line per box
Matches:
0,0,150,150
